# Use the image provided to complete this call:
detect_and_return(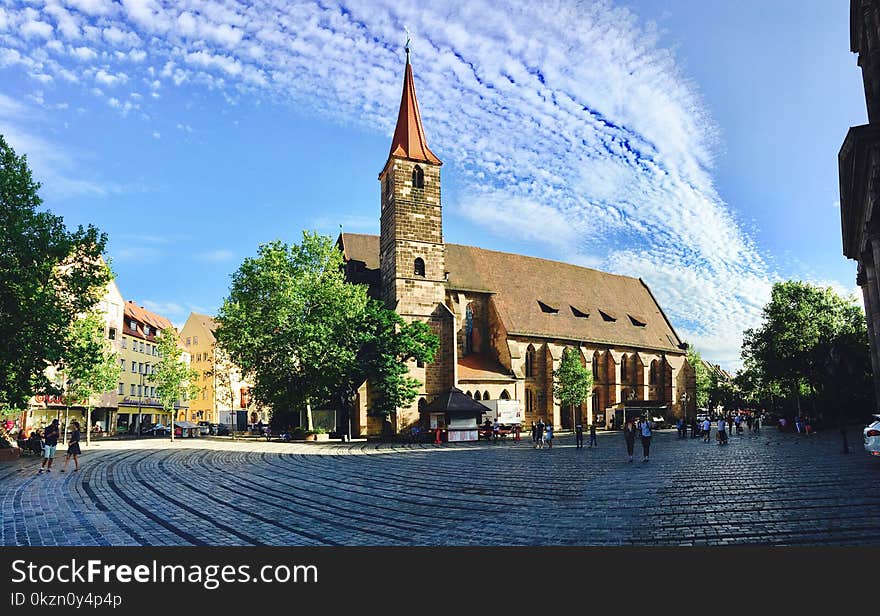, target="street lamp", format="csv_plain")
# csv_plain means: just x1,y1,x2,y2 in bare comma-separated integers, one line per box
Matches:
681,391,689,424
